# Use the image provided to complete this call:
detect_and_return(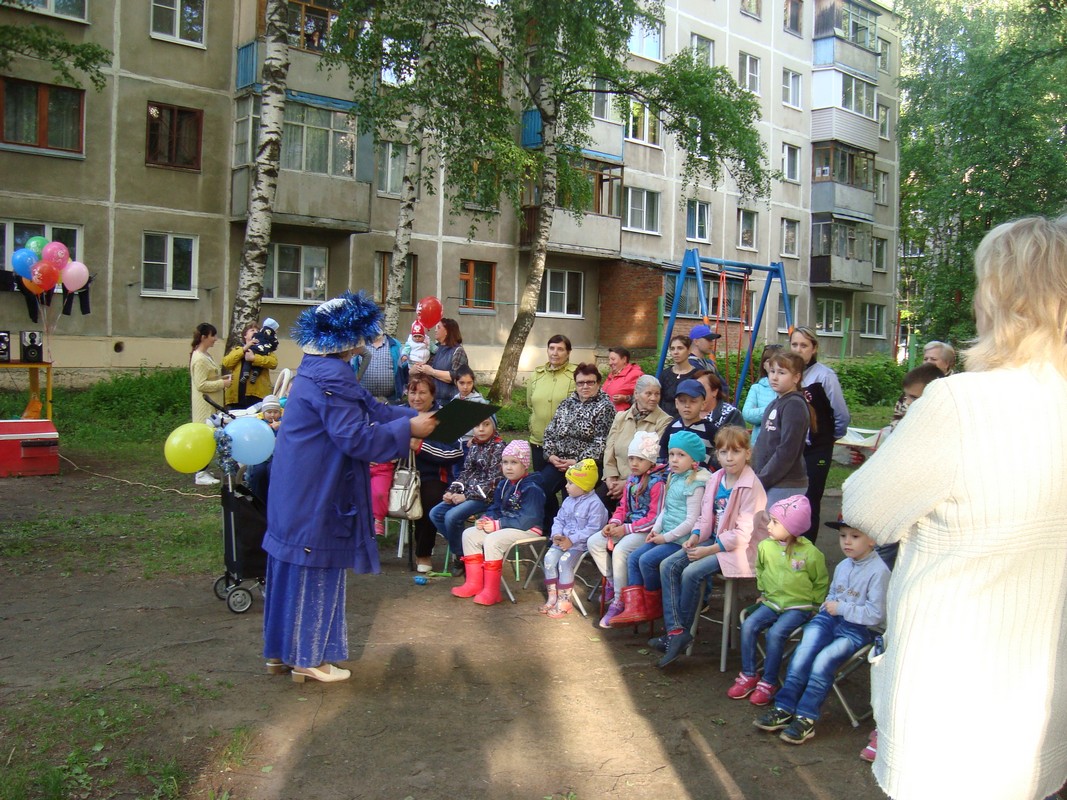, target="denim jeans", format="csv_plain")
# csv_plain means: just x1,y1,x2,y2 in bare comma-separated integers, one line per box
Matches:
626,541,682,591
428,499,489,558
543,545,583,586
774,611,874,721
740,604,812,685
659,548,721,631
